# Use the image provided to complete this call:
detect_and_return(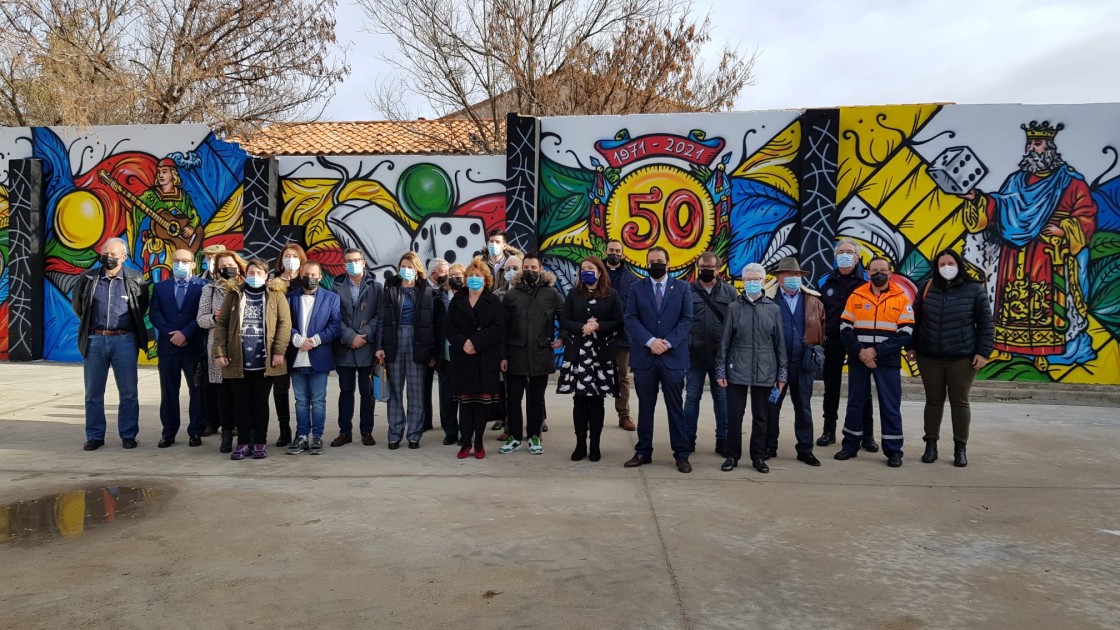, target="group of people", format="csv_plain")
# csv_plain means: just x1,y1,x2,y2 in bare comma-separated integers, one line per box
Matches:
73,231,994,473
